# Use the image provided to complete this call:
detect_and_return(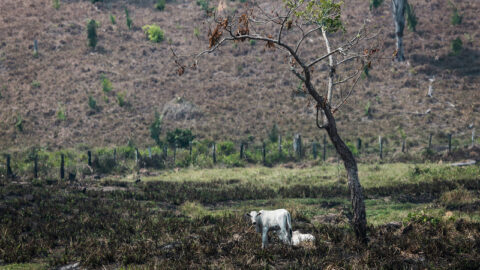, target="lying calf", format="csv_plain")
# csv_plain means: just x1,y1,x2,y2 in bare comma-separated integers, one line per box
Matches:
292,230,315,246
246,209,292,248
